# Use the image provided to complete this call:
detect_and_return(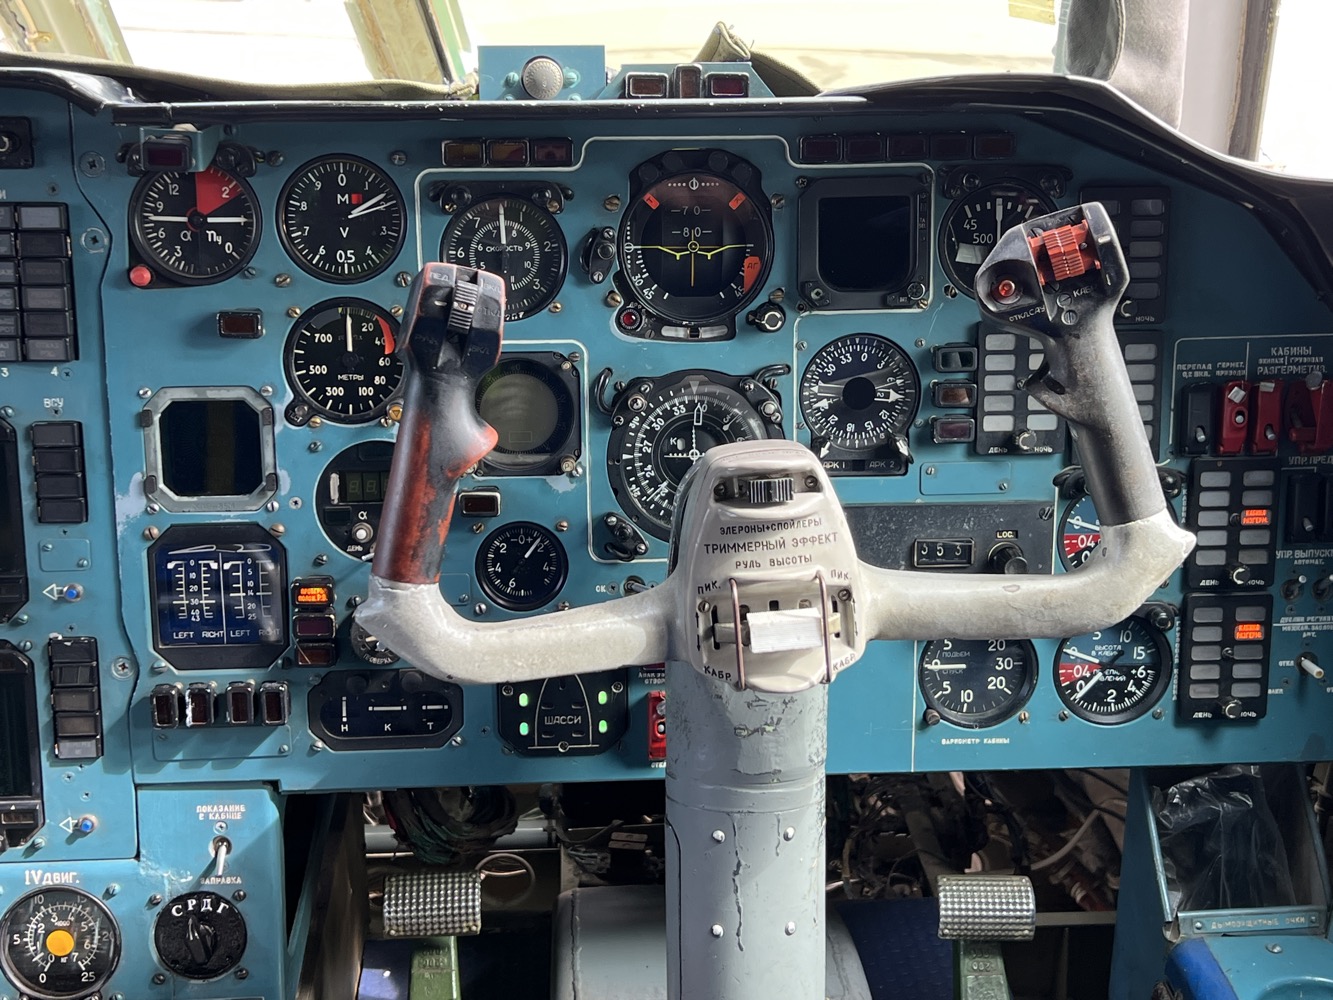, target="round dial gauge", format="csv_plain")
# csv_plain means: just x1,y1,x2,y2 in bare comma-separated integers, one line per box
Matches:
130,166,259,284
284,299,403,423
940,182,1055,294
476,356,577,473
1055,616,1172,724
608,374,774,540
476,521,569,612
799,334,920,451
440,197,567,320
618,172,772,325
1059,493,1102,570
919,638,1037,728
153,892,247,981
1,888,121,999
278,155,405,282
